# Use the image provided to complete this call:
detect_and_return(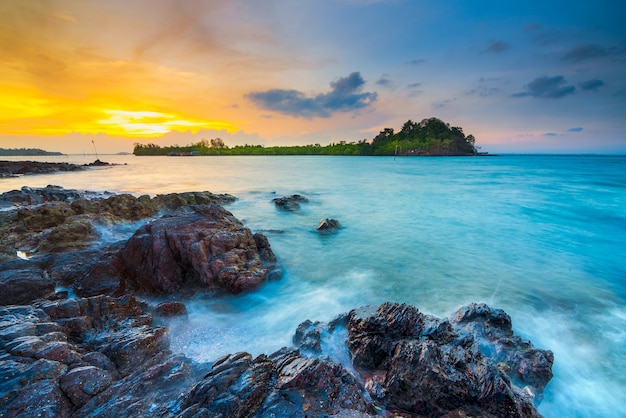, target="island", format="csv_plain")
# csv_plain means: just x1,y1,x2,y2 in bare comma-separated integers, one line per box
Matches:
0,147,64,156
134,117,481,156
